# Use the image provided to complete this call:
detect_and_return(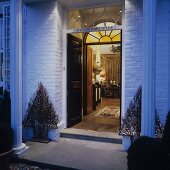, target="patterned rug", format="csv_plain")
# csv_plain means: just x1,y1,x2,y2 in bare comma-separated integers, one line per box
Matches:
92,106,120,119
